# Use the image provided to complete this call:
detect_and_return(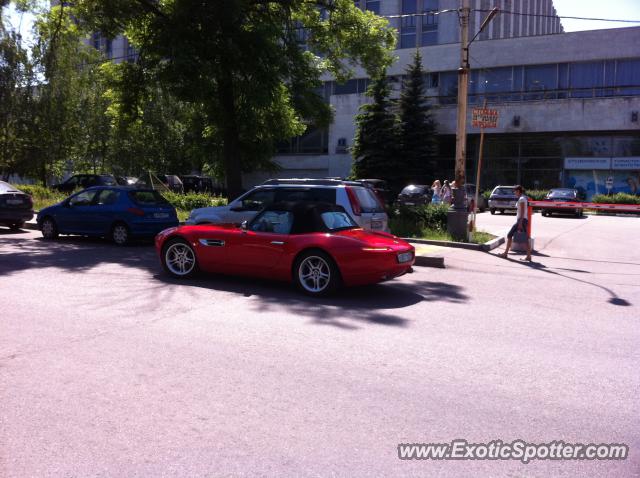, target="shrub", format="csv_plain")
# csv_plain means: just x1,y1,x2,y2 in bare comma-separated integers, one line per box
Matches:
591,193,640,205
162,191,227,211
526,190,548,201
389,203,449,237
